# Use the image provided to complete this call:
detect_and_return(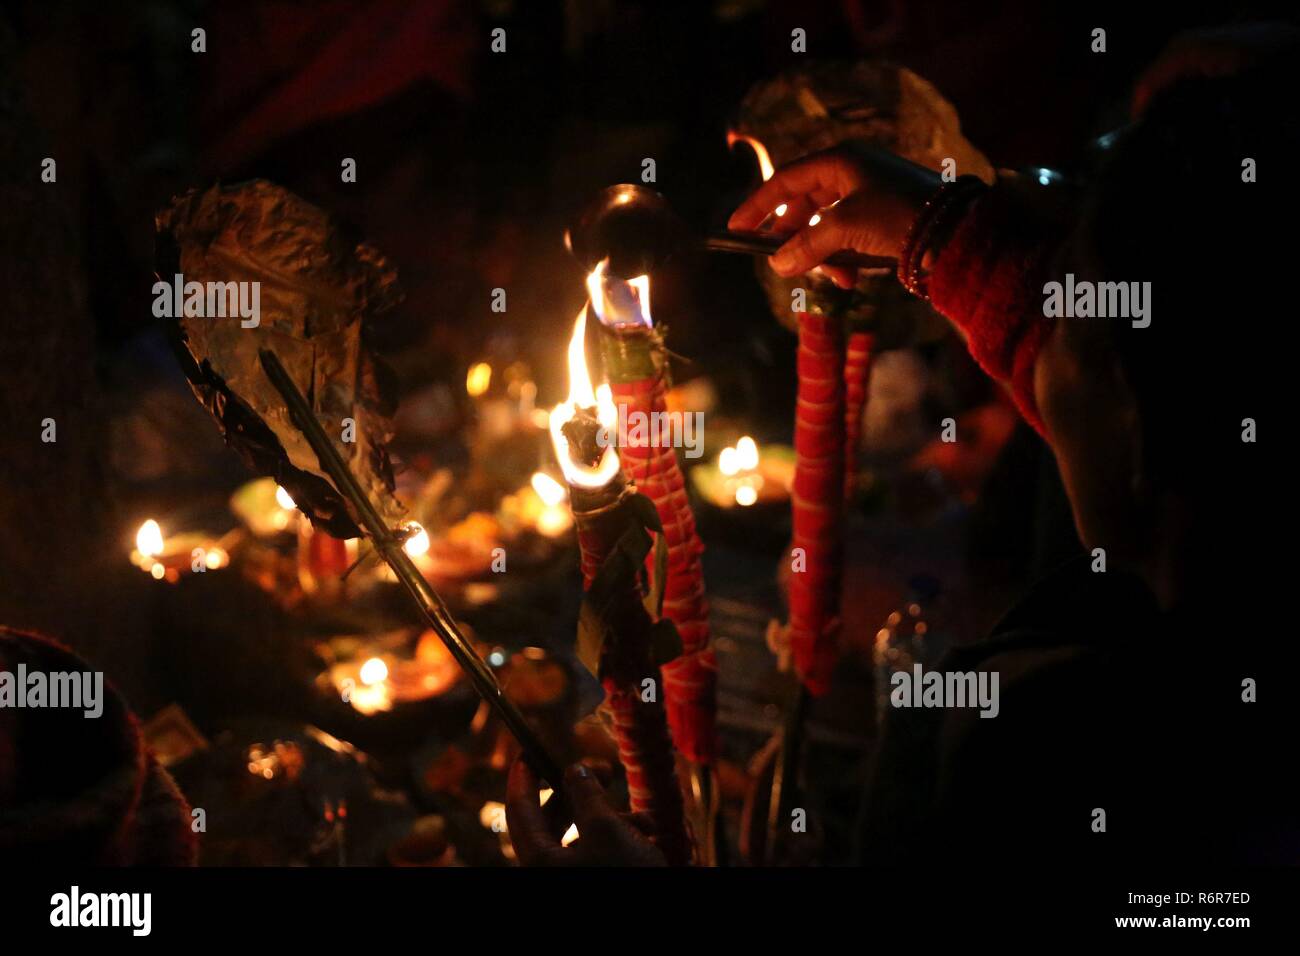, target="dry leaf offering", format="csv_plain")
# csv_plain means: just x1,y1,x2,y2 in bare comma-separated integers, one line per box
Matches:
155,180,404,539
